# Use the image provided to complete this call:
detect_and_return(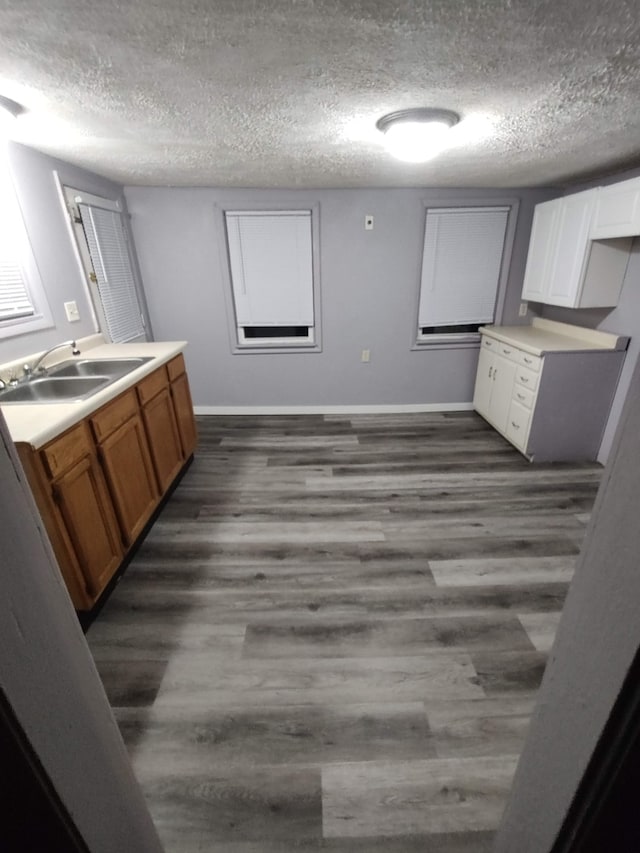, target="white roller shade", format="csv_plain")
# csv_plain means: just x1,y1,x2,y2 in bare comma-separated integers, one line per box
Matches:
418,207,509,327
79,204,145,343
225,210,314,327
